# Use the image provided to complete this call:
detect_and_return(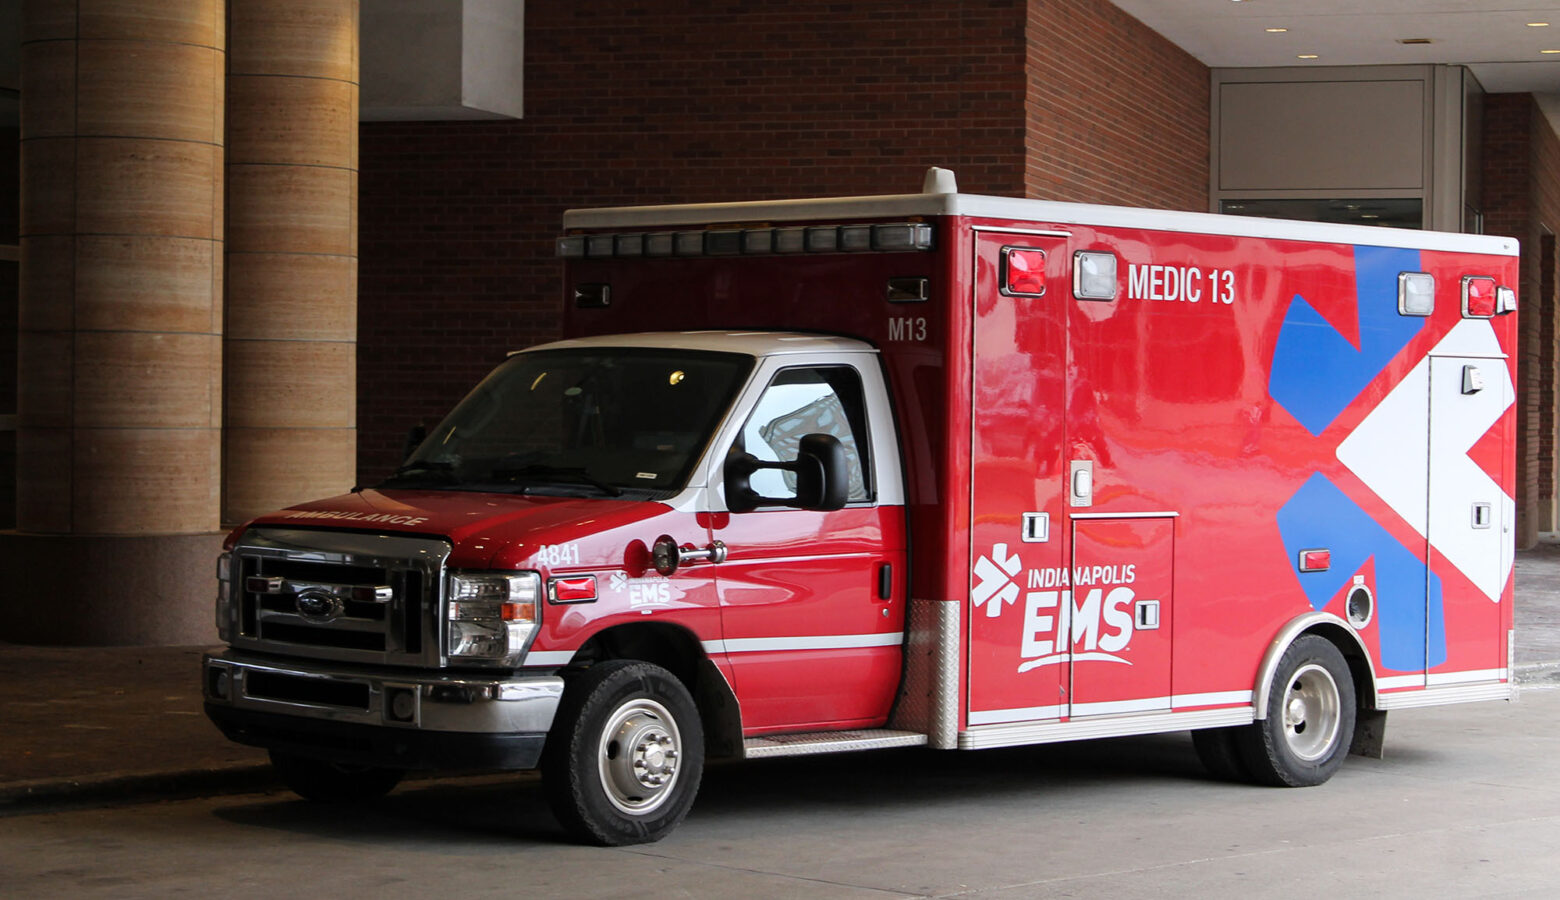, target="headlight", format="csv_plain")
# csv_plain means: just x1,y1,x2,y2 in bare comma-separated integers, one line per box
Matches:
215,552,234,642
446,571,541,666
